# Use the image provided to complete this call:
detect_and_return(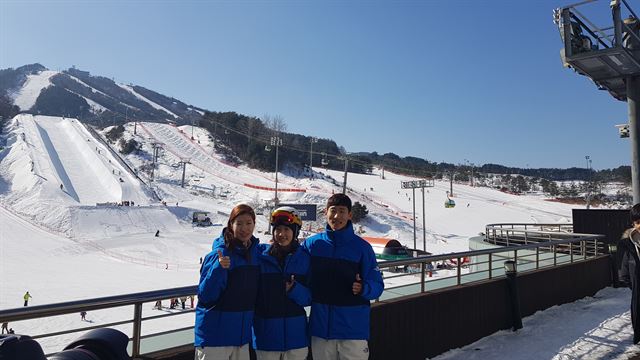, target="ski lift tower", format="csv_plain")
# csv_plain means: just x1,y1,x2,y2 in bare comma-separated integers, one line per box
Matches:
179,158,191,188
554,0,640,201
150,142,164,182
